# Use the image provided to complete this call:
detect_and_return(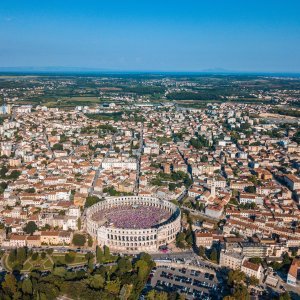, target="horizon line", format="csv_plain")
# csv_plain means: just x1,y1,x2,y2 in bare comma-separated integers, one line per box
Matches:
0,66,300,76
